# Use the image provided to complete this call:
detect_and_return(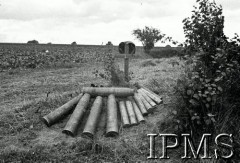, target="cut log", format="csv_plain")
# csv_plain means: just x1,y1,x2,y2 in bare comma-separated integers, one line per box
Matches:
137,92,154,113
82,96,103,139
127,96,145,123
62,93,91,136
41,93,83,127
119,101,130,128
125,101,138,126
138,89,157,107
140,87,163,104
81,87,135,97
133,93,148,116
132,100,145,123
106,94,119,137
